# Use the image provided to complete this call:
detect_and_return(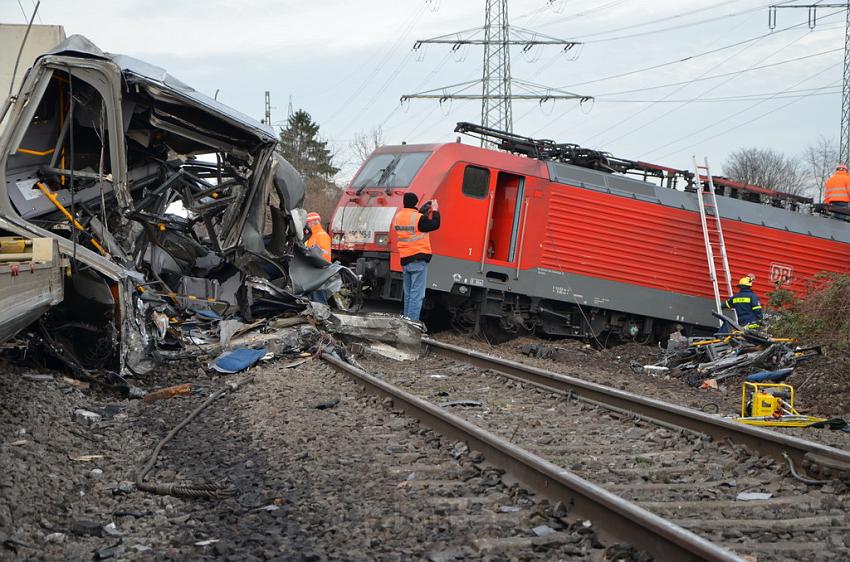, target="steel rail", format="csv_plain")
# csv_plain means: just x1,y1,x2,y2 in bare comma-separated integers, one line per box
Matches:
321,352,743,562
424,338,850,478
